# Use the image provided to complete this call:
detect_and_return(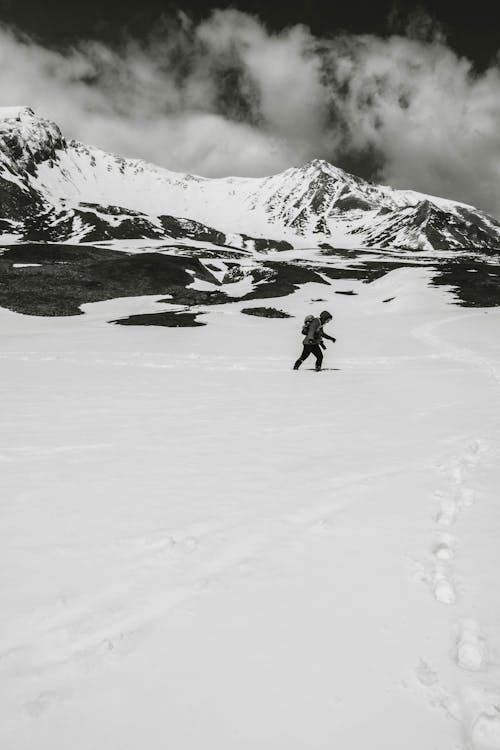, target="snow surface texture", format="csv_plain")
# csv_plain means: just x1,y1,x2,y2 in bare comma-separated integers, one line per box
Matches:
1,268,500,749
